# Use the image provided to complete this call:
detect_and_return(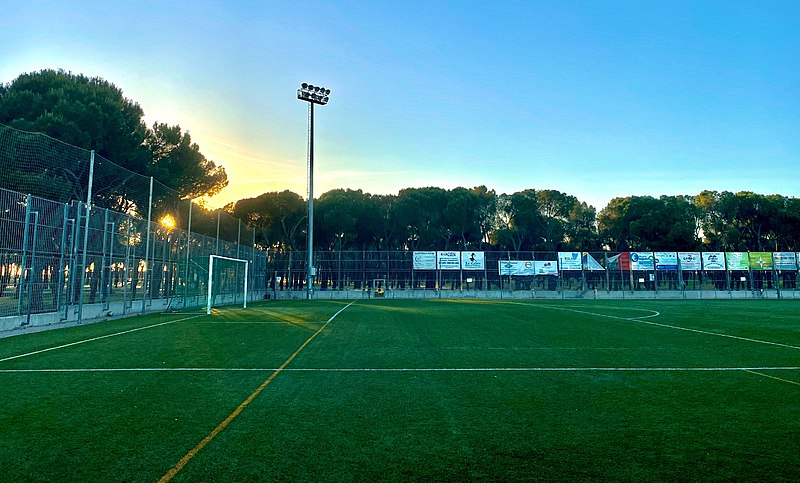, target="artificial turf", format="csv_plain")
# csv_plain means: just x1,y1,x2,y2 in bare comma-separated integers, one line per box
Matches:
0,299,798,481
